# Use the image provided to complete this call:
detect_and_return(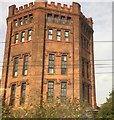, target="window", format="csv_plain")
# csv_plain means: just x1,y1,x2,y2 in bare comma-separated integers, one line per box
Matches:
87,62,89,78
14,20,18,27
82,83,85,100
87,85,90,103
61,82,67,101
66,17,71,25
9,84,16,106
61,55,67,75
20,83,26,105
24,16,28,24
56,30,61,41
65,31,69,41
82,58,84,77
47,81,54,100
48,28,53,40
28,29,32,40
13,57,18,77
21,31,25,42
54,15,58,23
86,40,89,50
60,16,65,24
14,33,19,43
19,18,23,26
23,55,29,75
47,14,52,22
48,54,54,74
29,14,33,23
